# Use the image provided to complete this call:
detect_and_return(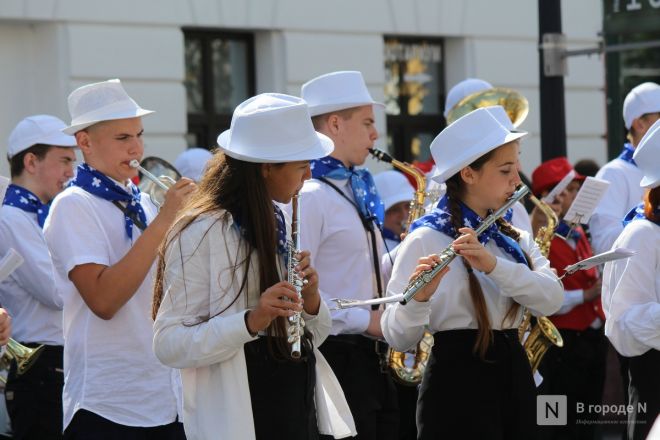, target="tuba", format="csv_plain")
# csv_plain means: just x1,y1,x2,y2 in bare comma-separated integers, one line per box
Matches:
446,87,529,127
369,148,435,386
286,193,305,358
518,194,564,372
